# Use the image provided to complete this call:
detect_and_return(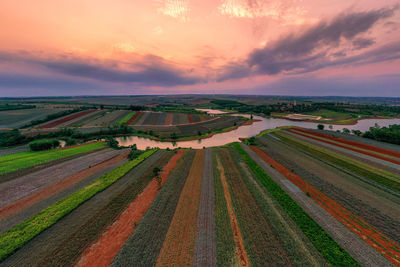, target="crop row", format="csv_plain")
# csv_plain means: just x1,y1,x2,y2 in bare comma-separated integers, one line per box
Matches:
275,132,400,192
228,147,328,266
0,142,107,175
37,151,172,267
40,110,96,128
249,144,400,265
110,150,195,266
0,148,157,261
156,150,205,266
232,142,359,266
289,128,400,164
211,149,238,266
218,148,292,266
117,111,136,126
